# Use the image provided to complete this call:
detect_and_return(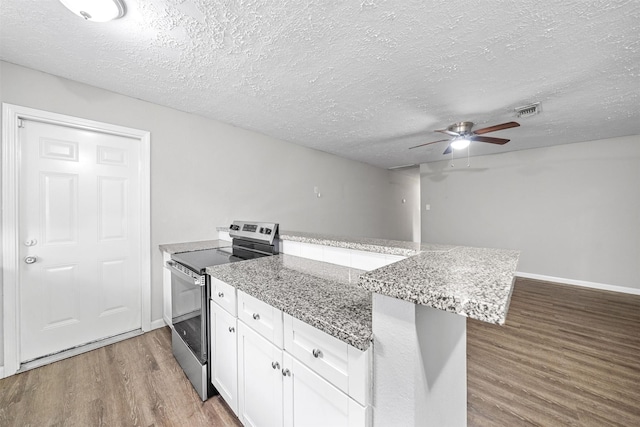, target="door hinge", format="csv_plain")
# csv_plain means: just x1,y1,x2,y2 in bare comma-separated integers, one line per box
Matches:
18,118,25,128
